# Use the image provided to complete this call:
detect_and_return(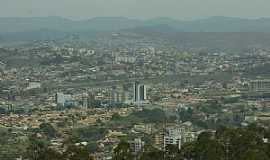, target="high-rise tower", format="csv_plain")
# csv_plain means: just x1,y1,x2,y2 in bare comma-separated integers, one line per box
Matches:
133,82,147,103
